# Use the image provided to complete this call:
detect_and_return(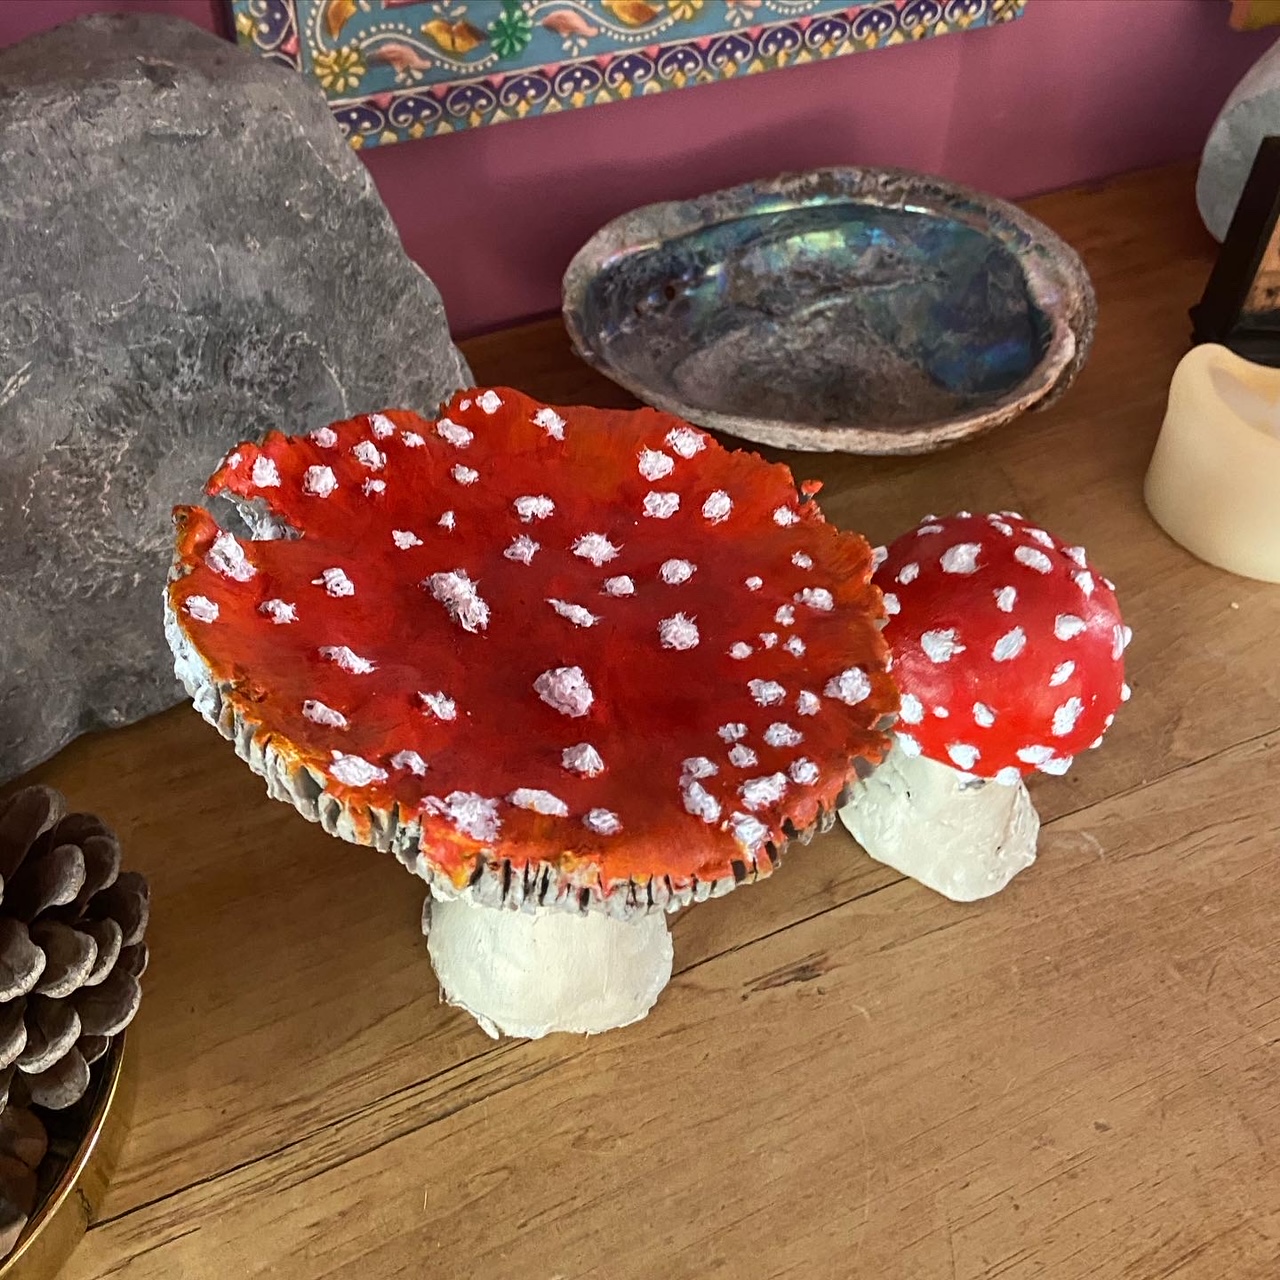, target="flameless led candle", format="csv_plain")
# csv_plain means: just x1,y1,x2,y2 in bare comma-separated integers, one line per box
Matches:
1145,343,1280,583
